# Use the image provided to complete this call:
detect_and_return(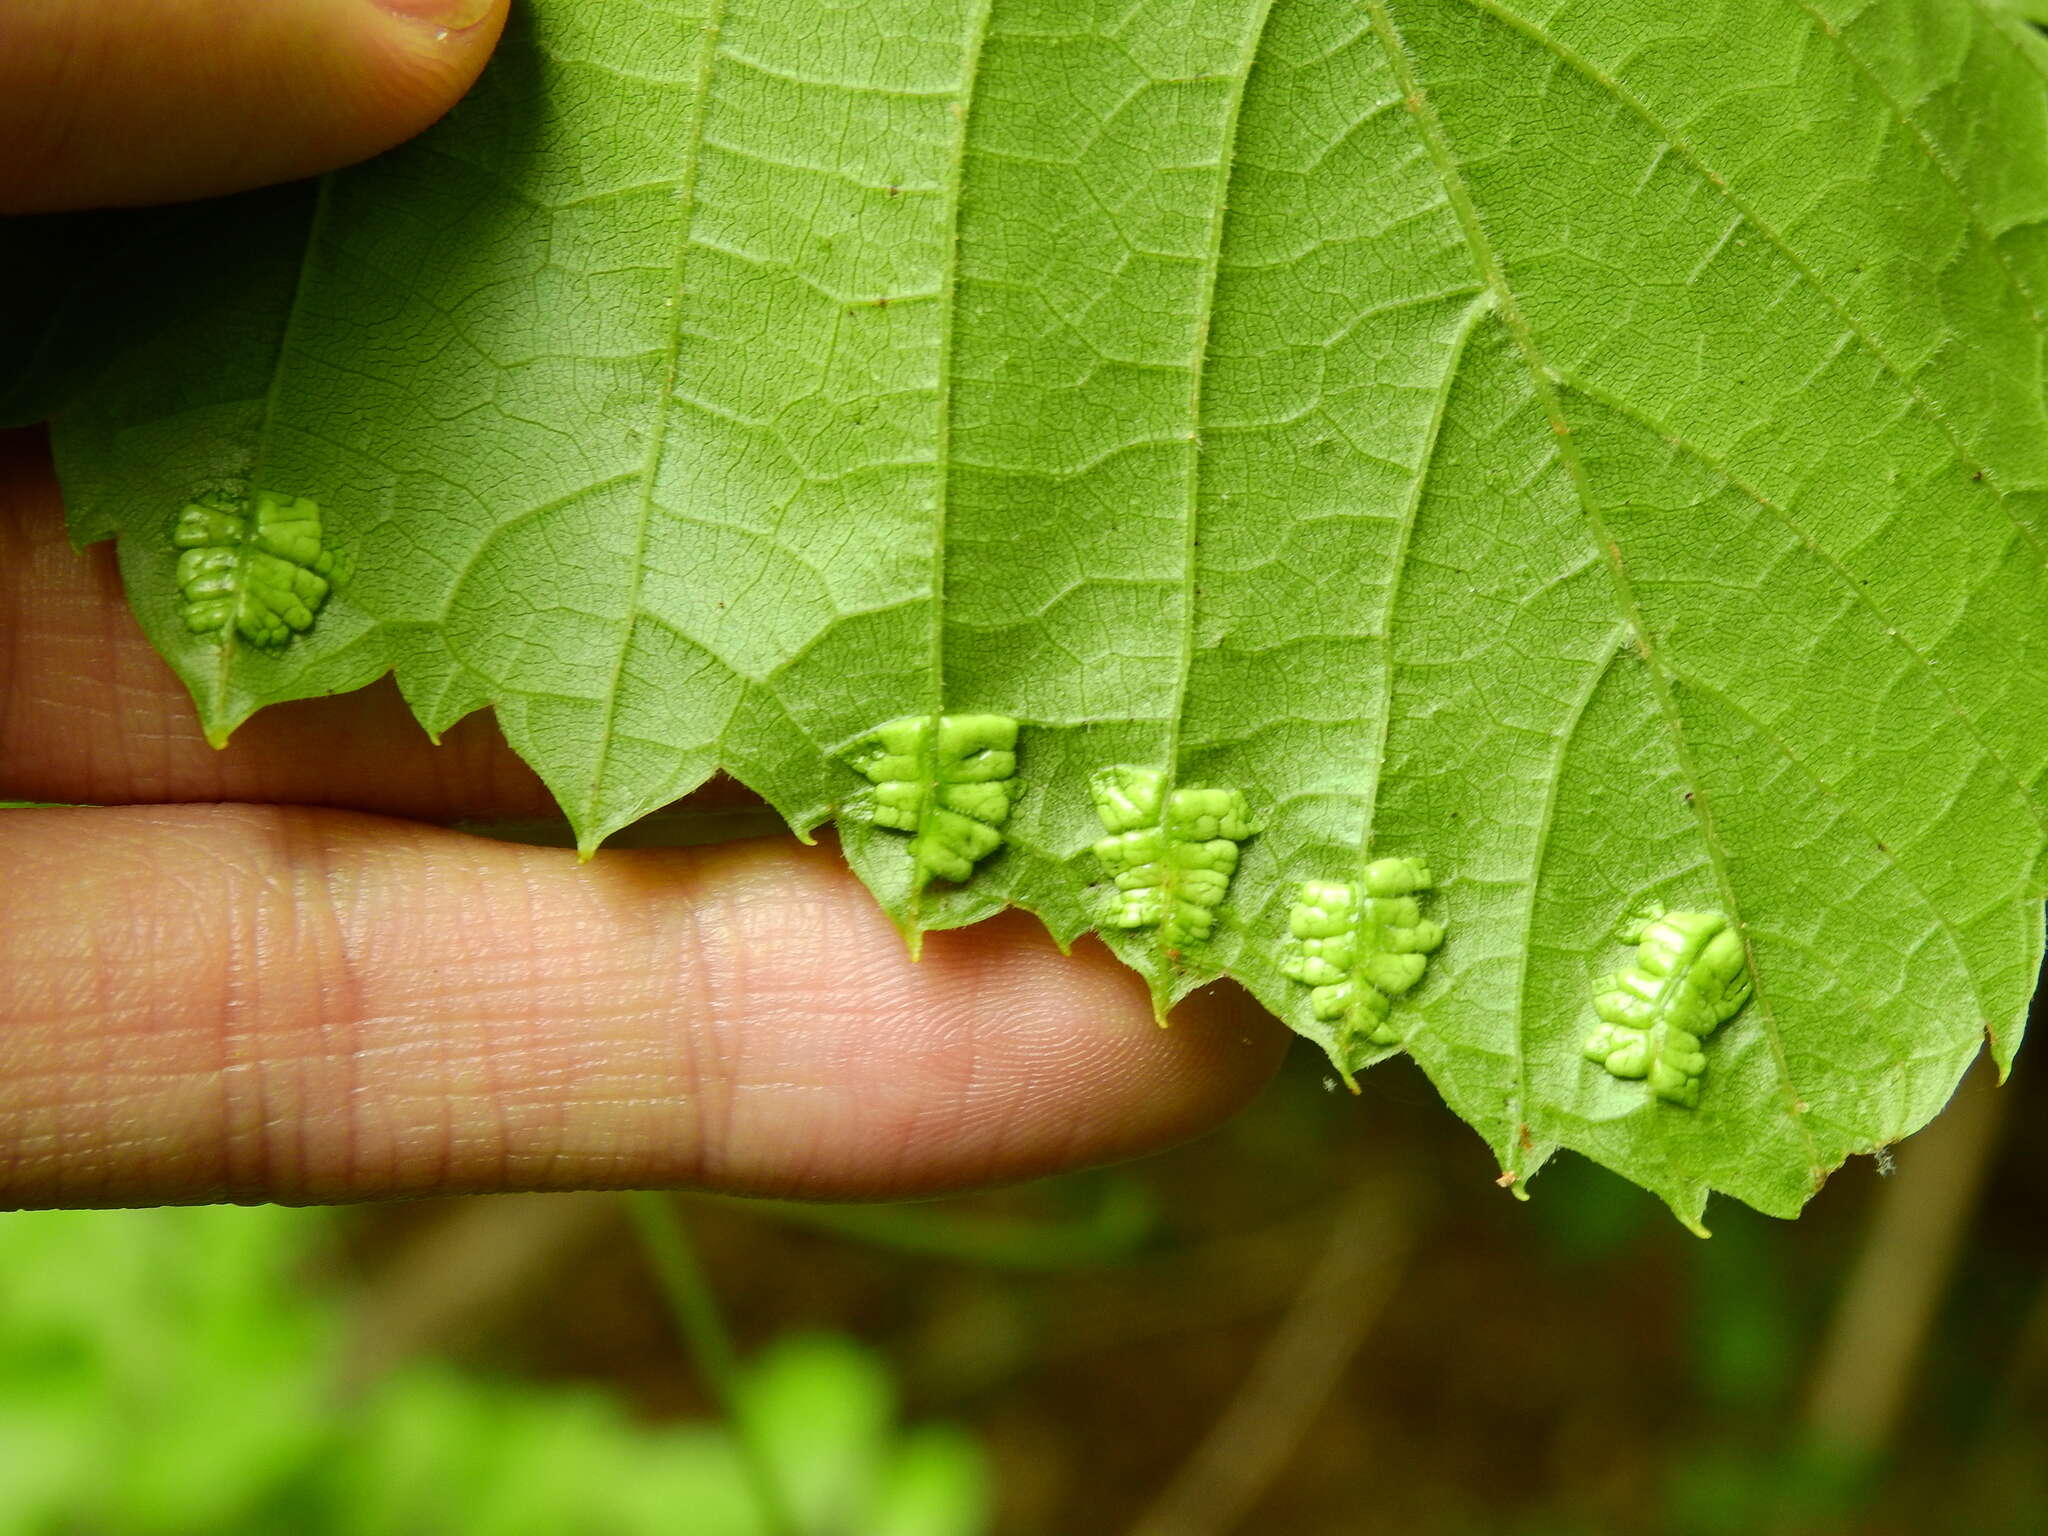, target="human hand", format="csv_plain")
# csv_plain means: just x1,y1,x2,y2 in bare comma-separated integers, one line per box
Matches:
0,0,1285,1207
